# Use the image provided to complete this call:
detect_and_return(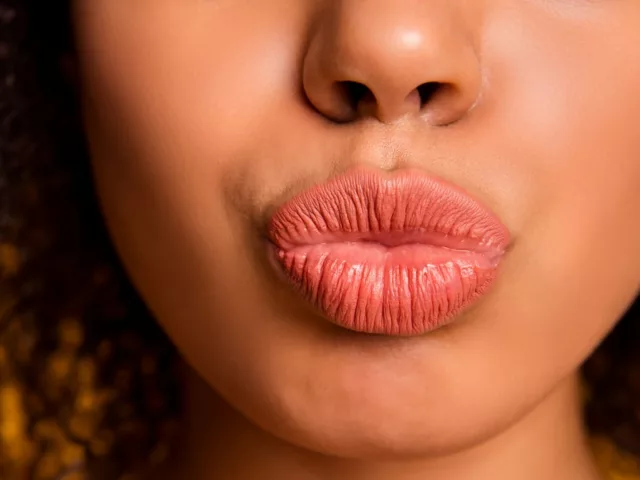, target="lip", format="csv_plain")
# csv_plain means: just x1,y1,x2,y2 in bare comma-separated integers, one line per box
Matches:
267,167,510,336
